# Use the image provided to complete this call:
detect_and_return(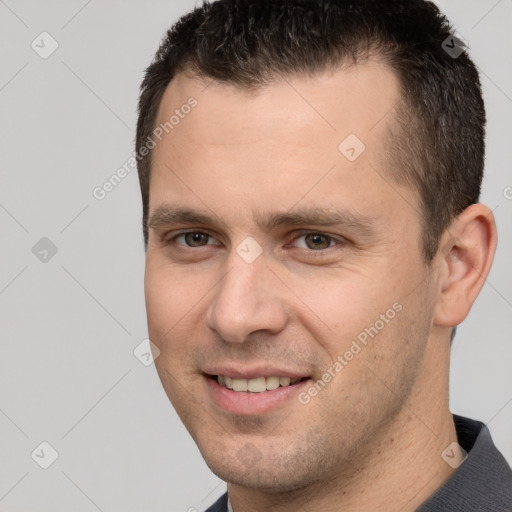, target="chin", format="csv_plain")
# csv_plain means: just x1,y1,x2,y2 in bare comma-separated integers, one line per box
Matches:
207,464,306,493
198,440,323,493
